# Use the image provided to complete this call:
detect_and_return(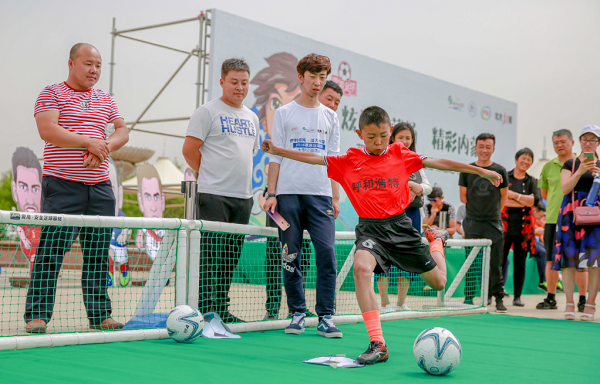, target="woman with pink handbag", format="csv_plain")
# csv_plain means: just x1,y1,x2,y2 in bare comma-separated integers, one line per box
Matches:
554,124,600,321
